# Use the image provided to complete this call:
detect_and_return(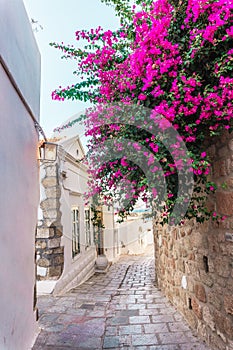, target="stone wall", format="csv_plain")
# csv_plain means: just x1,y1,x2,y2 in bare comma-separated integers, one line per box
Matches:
154,131,233,350
36,156,64,280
